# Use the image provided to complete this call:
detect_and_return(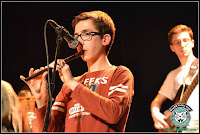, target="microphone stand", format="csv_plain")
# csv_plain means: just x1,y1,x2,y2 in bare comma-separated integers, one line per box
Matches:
43,27,63,132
